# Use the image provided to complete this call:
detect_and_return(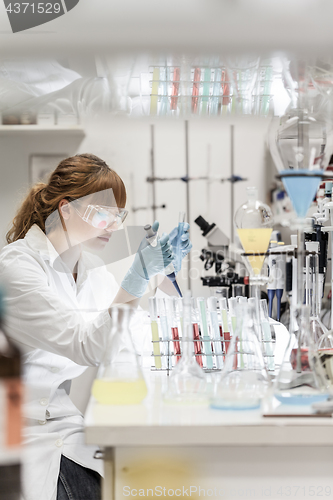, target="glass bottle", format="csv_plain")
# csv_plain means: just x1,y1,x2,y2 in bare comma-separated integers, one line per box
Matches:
92,305,148,405
0,288,22,500
211,301,270,410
